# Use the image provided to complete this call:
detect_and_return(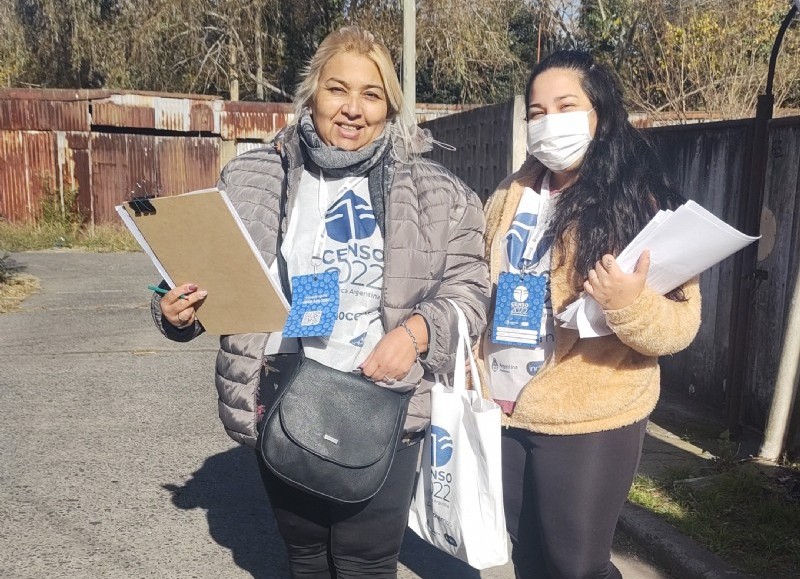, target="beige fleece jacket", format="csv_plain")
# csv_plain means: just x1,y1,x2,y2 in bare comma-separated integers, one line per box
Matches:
477,157,702,435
